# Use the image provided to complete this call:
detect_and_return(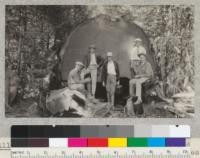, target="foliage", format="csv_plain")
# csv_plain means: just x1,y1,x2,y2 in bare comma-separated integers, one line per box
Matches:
6,5,89,100
6,5,194,103
143,6,194,96
6,6,54,100
94,5,194,97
